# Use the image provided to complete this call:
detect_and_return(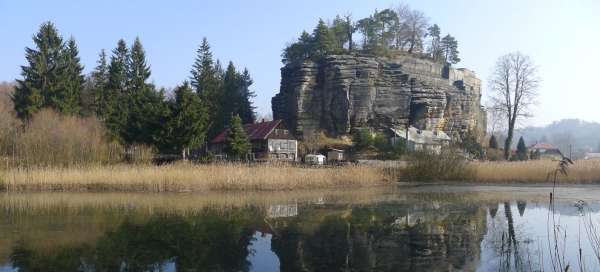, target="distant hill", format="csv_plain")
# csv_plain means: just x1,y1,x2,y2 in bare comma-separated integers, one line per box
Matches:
514,119,600,158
